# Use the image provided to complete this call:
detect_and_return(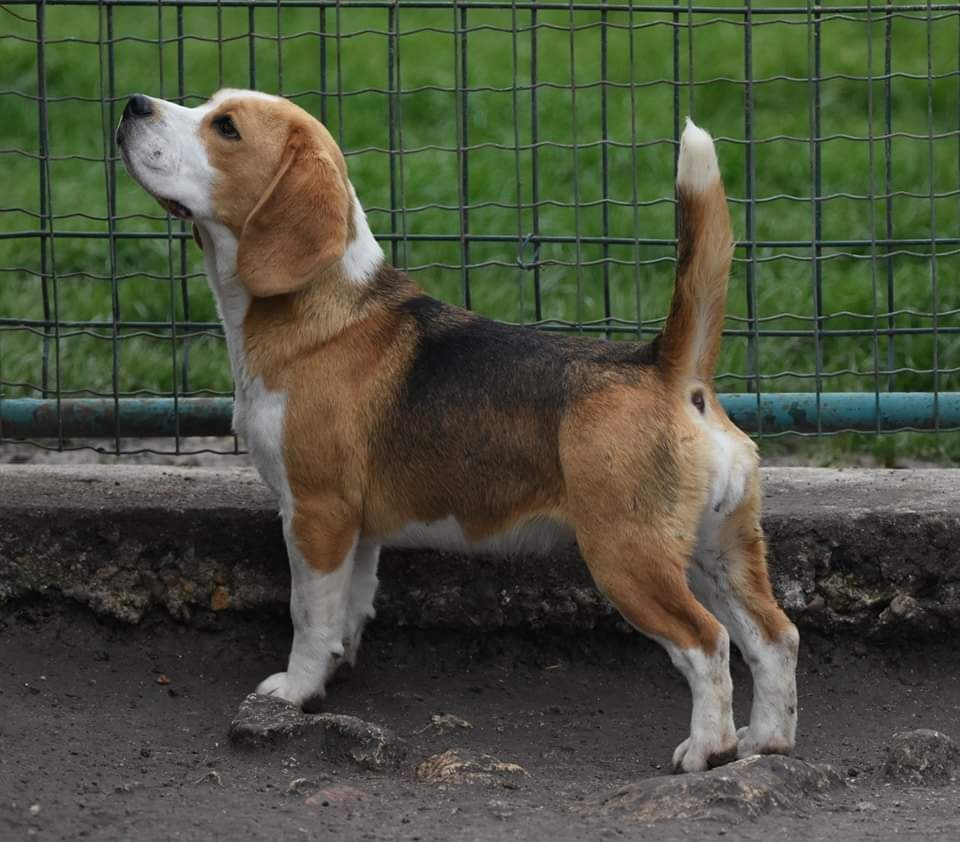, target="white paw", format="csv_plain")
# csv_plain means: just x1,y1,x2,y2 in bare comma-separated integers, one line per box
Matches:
736,725,794,759
255,671,321,707
672,735,738,773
